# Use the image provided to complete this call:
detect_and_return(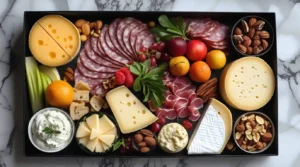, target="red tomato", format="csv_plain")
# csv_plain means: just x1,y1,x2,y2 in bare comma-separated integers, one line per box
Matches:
182,120,193,130
186,40,207,61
